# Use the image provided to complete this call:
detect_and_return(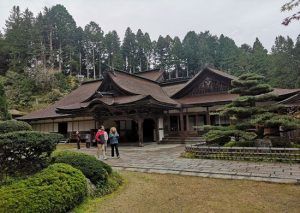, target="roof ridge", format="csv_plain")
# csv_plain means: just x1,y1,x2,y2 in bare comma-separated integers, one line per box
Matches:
134,68,161,74
112,69,161,85
81,79,103,85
